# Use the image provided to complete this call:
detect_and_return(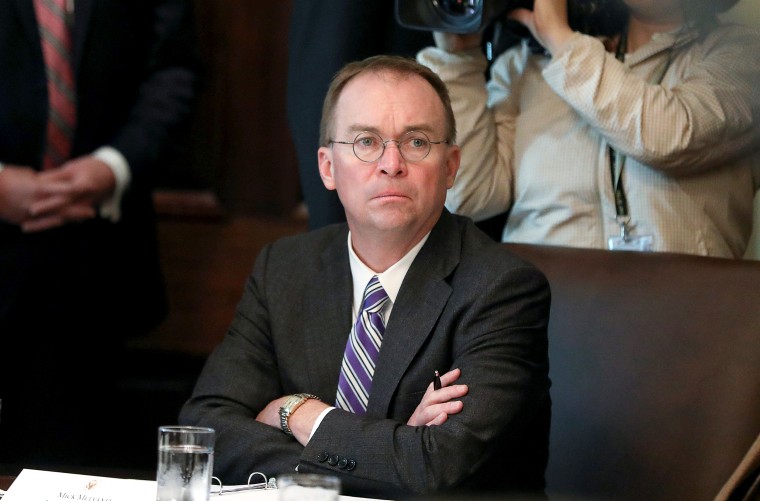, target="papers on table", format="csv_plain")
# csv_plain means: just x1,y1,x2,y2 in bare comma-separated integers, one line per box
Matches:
1,469,156,500
2,469,392,501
